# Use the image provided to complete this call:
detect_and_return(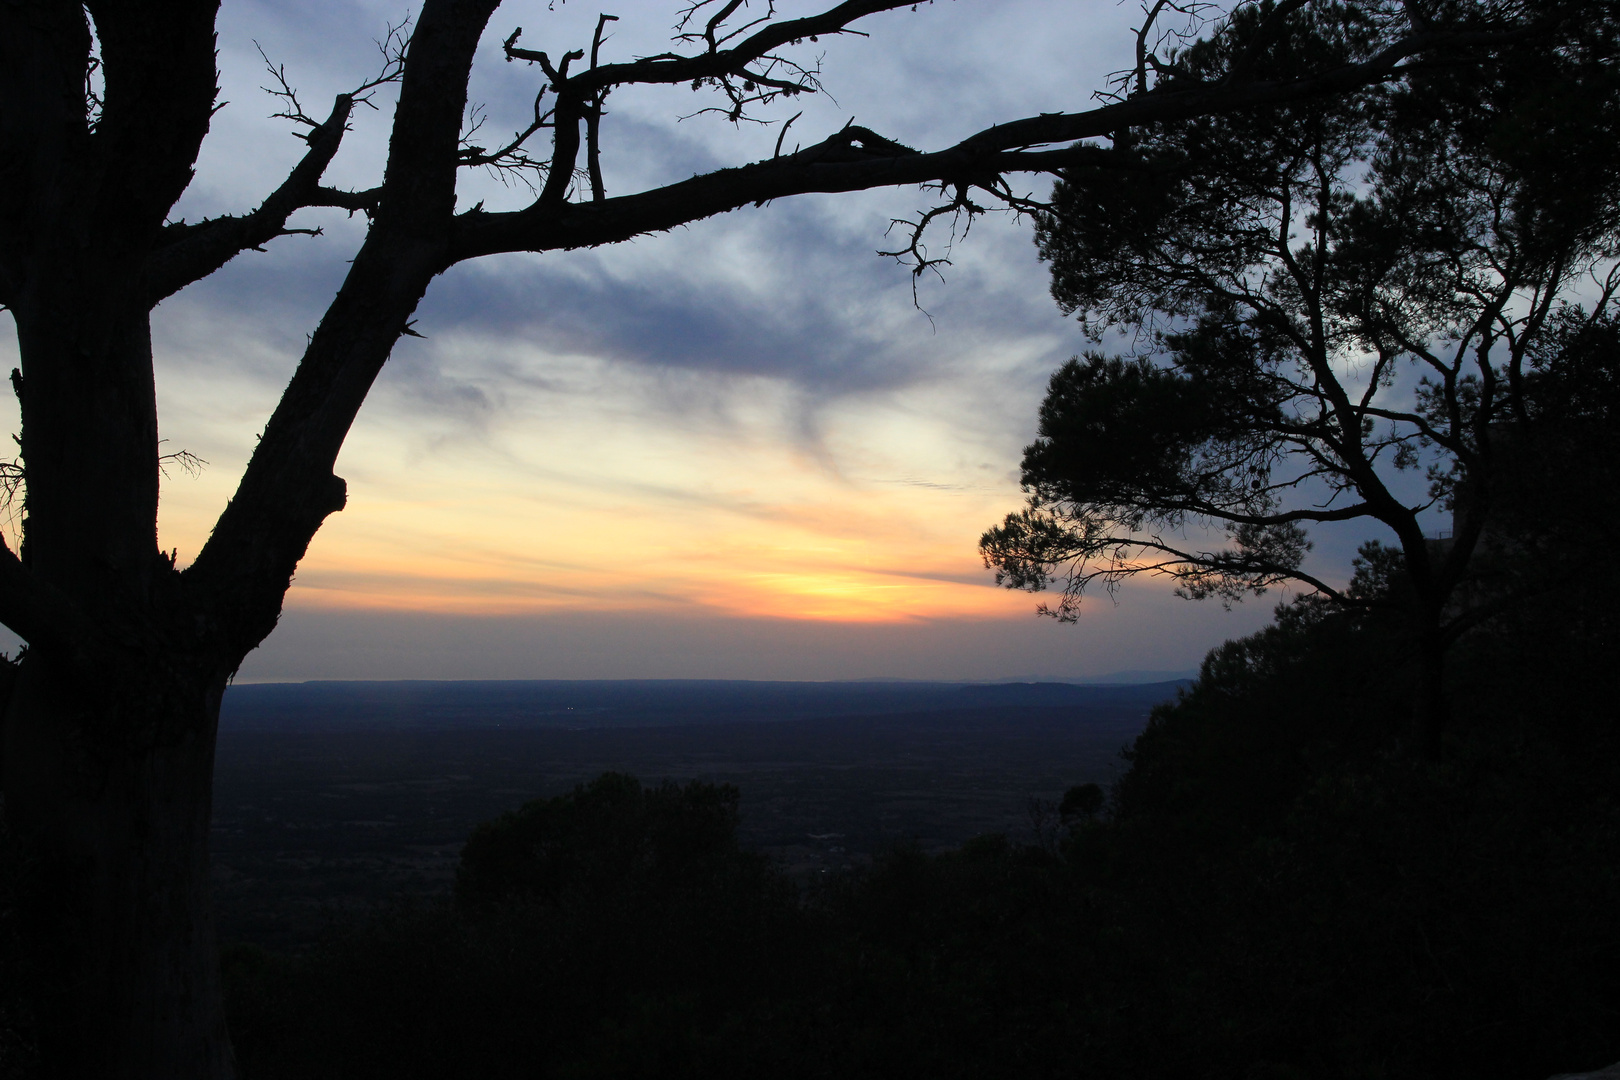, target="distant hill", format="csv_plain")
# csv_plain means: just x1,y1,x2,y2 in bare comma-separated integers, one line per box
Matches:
220,678,1192,732
1076,669,1199,684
